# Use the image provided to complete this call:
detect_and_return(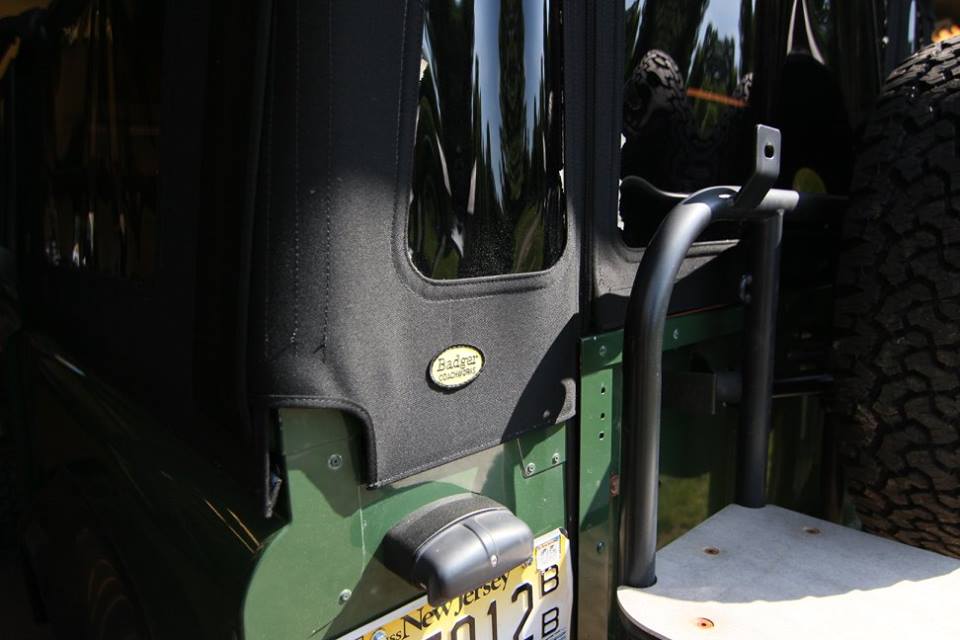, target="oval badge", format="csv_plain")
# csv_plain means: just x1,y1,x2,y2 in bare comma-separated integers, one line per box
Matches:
429,345,484,390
